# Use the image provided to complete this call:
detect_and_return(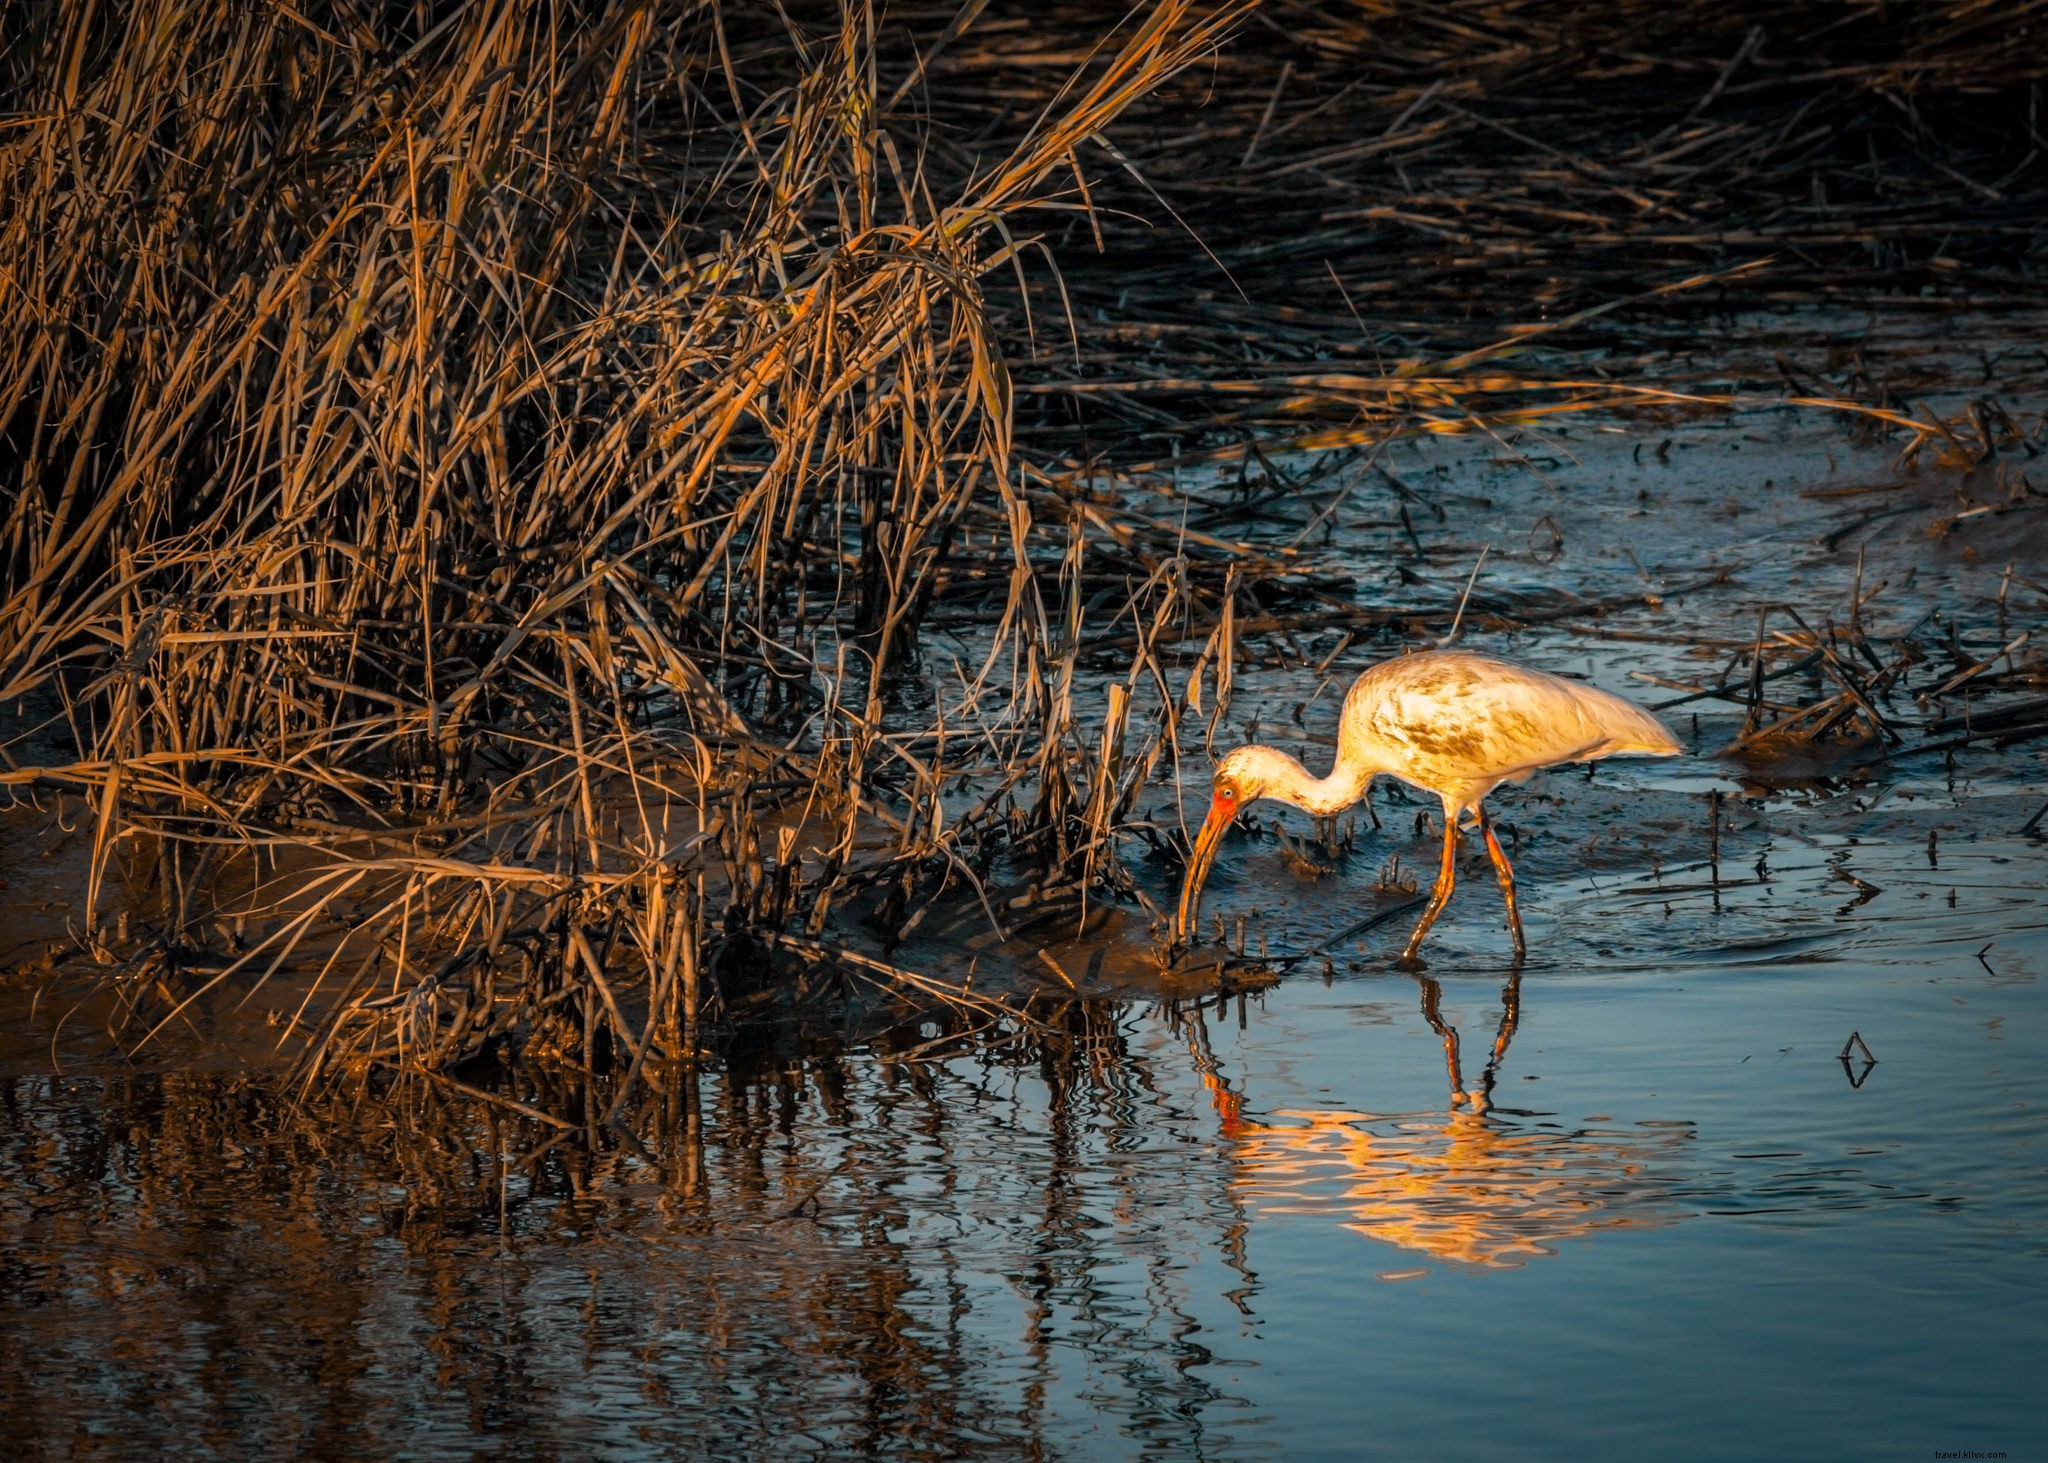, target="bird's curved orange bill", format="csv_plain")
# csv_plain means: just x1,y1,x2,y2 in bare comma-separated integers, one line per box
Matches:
1174,799,1235,944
